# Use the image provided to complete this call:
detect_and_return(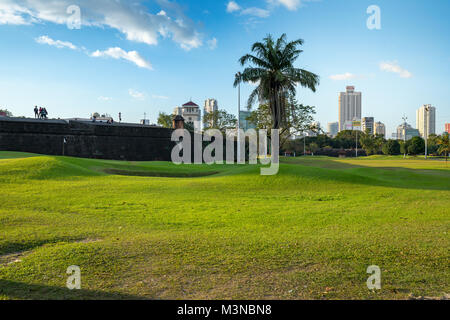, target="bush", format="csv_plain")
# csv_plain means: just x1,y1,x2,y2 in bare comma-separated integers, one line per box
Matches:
408,136,425,155
382,140,401,155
